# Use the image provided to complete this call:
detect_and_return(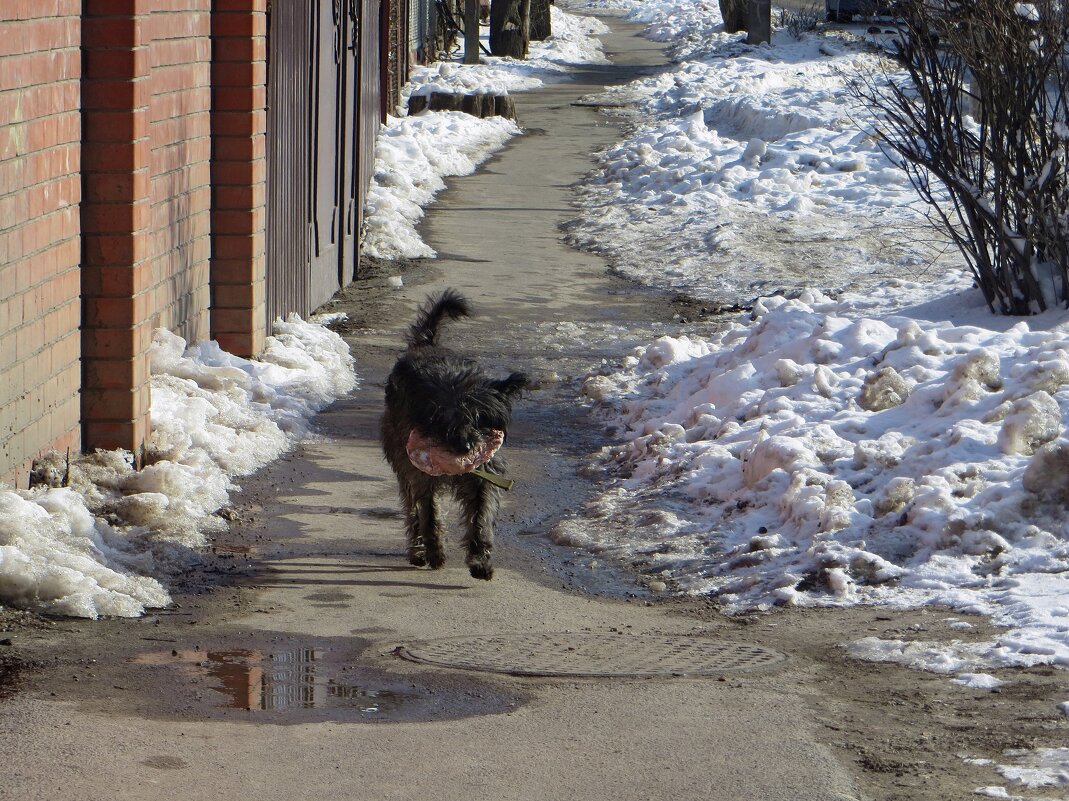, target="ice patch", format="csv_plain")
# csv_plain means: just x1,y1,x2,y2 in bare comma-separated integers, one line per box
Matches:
994,748,1069,789
951,672,1004,690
